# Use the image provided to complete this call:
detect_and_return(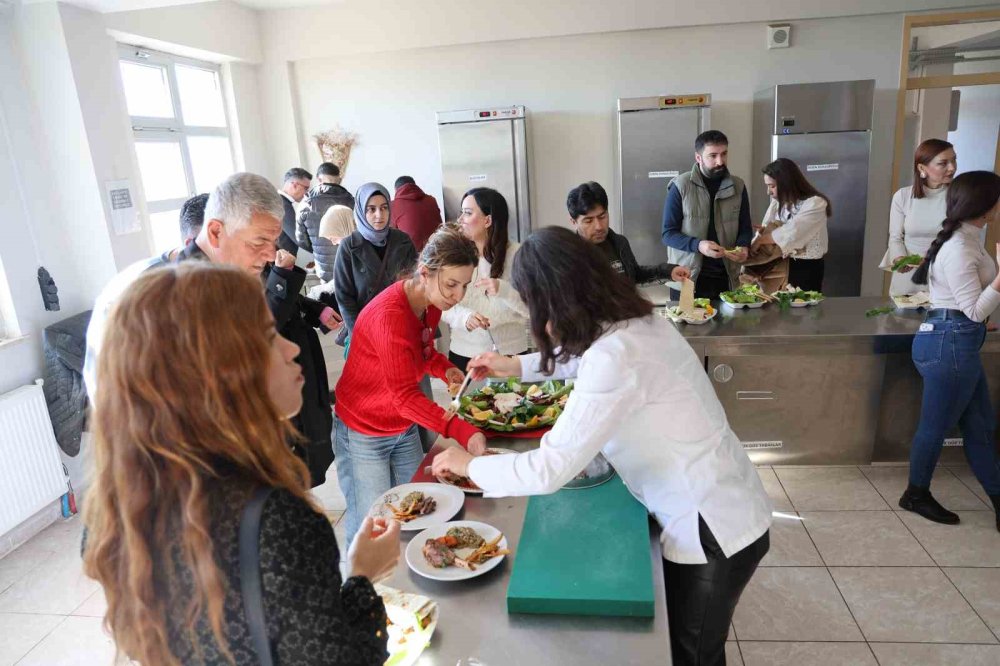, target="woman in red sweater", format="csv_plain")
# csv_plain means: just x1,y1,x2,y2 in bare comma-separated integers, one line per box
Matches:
335,226,488,544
